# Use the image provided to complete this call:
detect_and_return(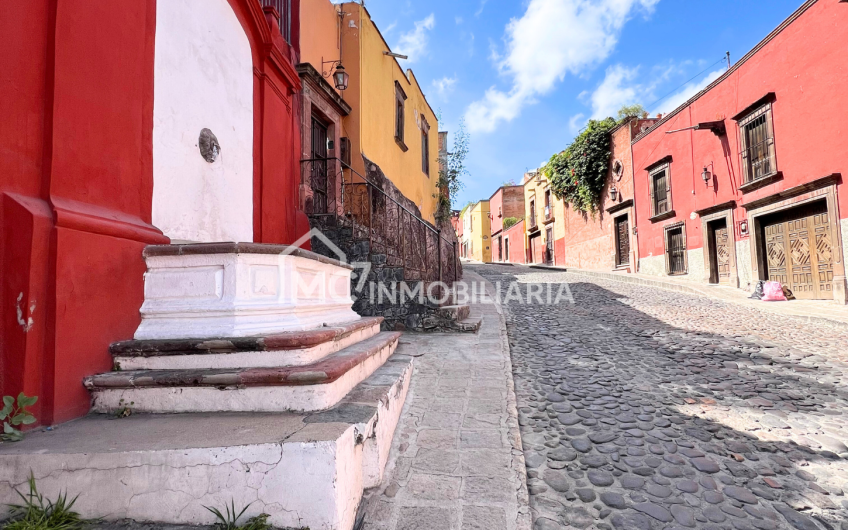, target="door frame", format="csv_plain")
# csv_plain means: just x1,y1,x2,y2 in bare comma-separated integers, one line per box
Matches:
663,221,688,275
743,175,846,304
698,206,739,288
